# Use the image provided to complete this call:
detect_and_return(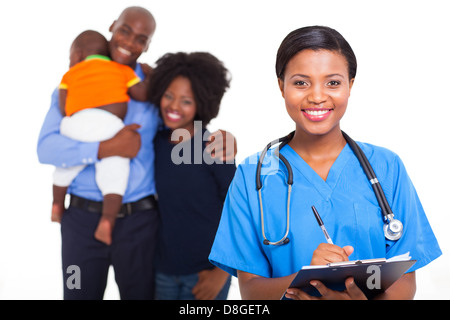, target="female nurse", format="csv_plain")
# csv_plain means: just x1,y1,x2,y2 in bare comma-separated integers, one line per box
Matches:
208,26,441,300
